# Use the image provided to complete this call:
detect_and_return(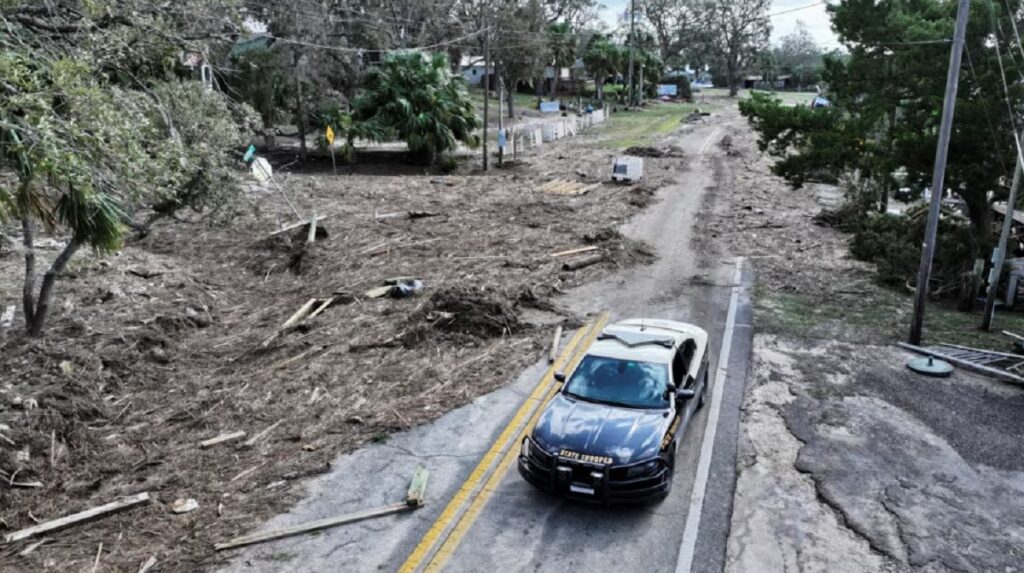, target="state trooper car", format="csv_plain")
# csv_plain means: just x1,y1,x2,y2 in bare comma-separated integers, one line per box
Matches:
518,319,710,503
